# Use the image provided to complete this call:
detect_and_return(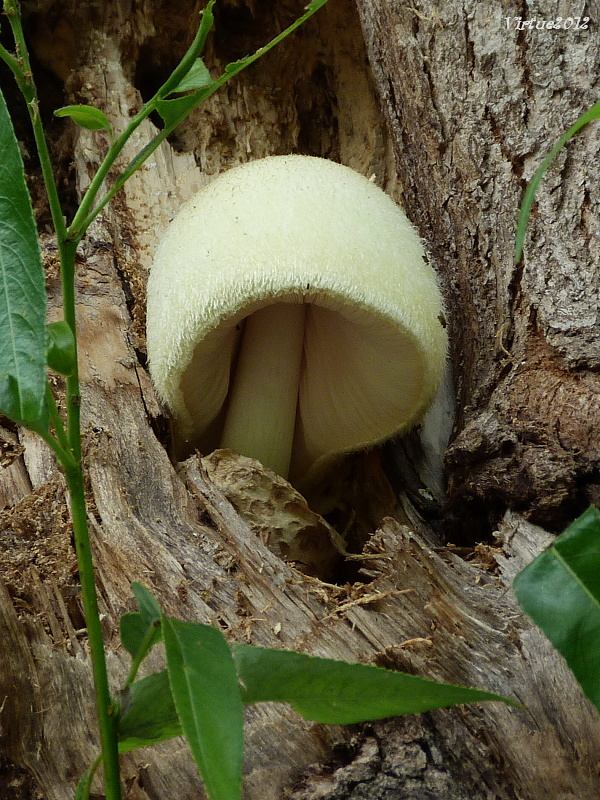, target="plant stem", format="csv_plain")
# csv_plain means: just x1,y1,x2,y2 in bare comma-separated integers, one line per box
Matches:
3,0,68,246
58,242,121,798
67,463,122,800
0,41,20,75
59,241,84,459
2,4,331,798
45,381,71,454
67,1,216,243
31,426,73,470
3,1,80,459
67,0,329,239
123,619,162,688
3,5,122,797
